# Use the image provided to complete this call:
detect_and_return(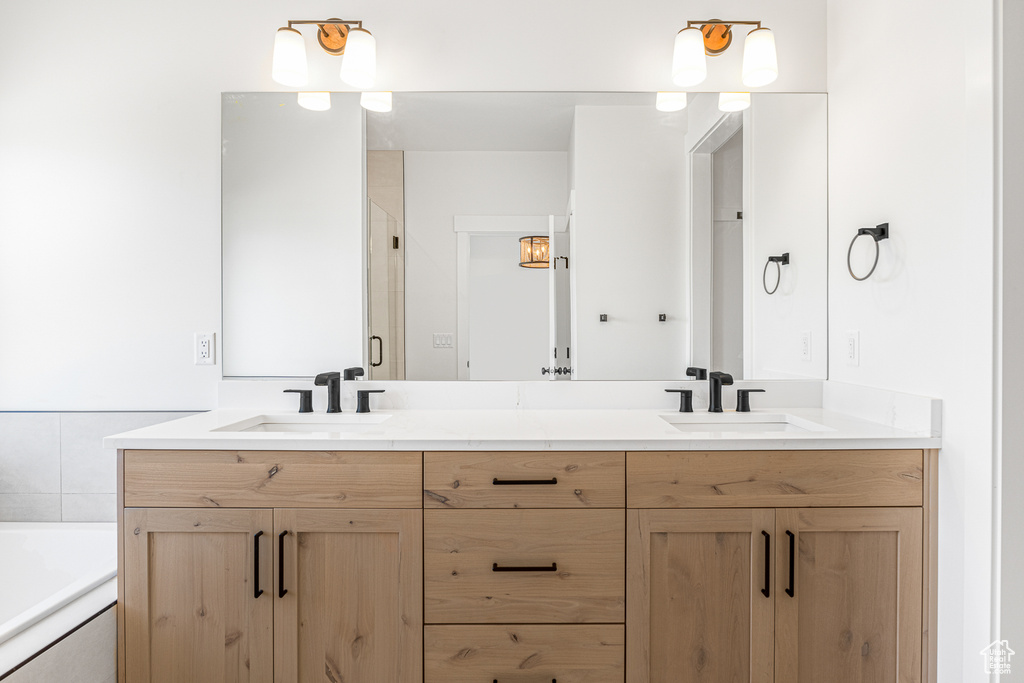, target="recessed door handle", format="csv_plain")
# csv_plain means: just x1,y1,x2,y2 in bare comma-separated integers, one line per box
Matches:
492,562,557,572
